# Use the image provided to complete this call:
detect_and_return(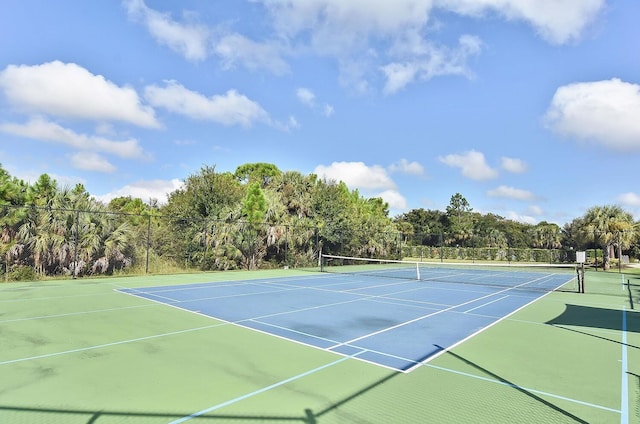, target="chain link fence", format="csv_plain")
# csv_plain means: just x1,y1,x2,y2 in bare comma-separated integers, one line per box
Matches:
2,205,634,280
0,205,327,280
